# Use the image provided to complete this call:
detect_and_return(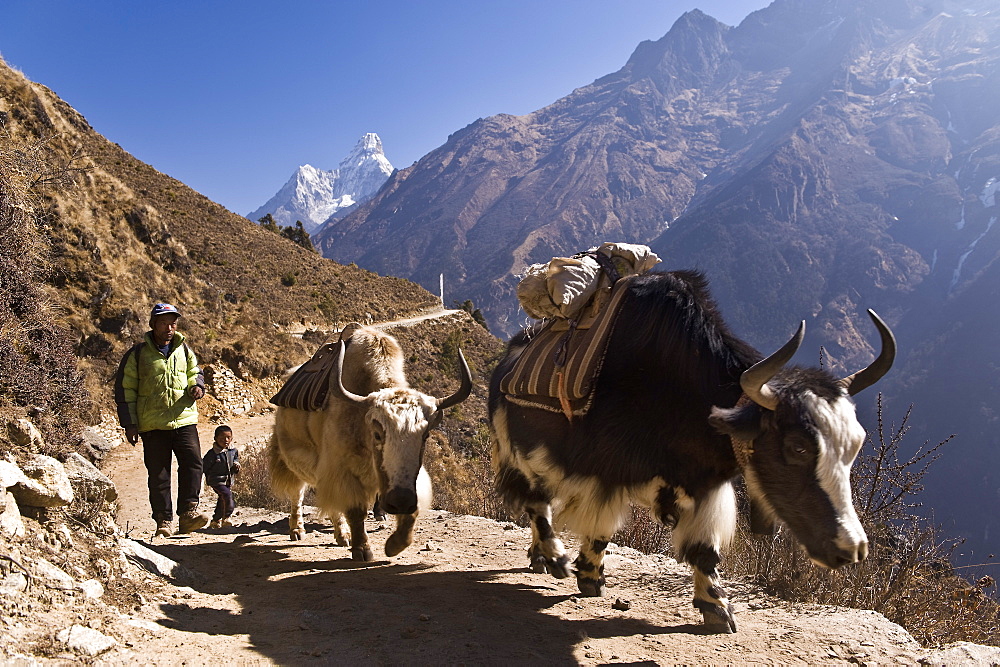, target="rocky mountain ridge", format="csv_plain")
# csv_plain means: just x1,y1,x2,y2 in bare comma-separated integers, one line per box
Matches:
314,0,1000,557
